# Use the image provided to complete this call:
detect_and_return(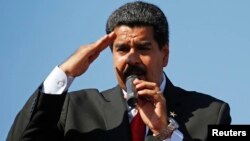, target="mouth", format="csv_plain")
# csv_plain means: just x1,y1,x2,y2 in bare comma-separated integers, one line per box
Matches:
123,65,147,80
